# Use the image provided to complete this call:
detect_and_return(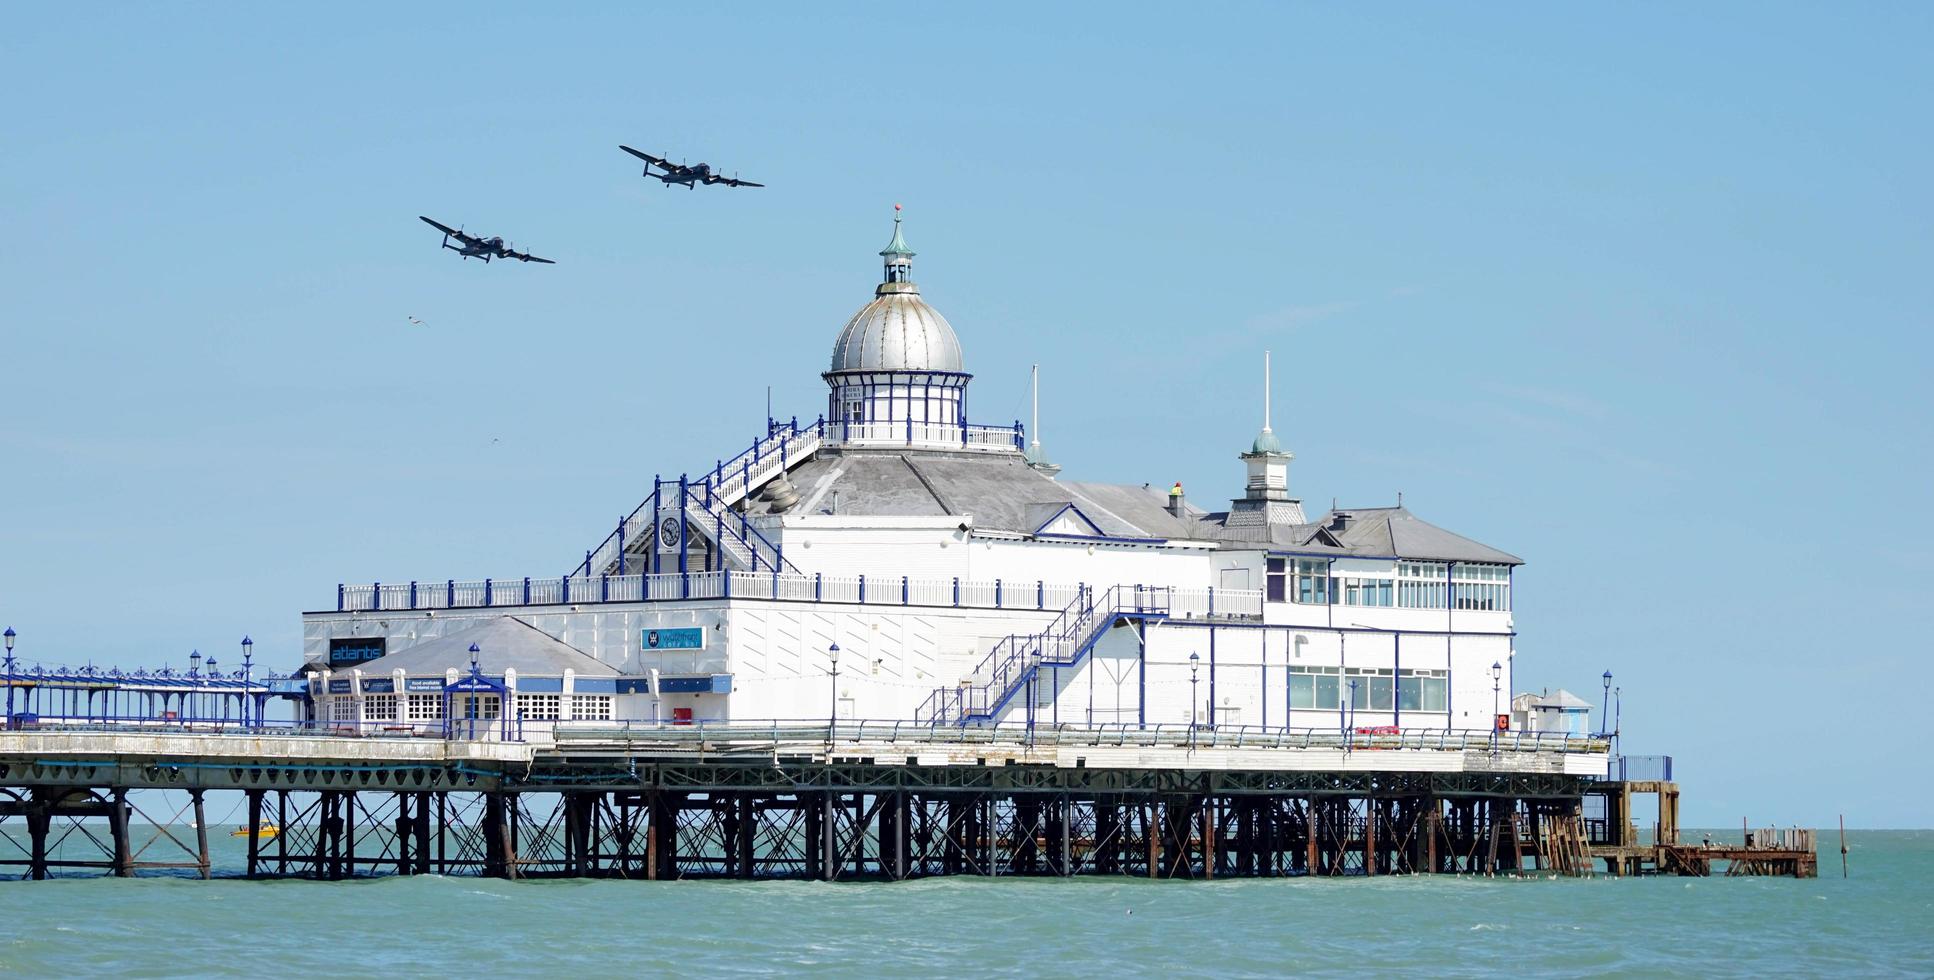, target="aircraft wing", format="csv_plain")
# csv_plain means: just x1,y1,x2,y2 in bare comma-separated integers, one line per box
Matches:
705,174,765,188
507,249,555,265
419,215,476,243
619,145,672,169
